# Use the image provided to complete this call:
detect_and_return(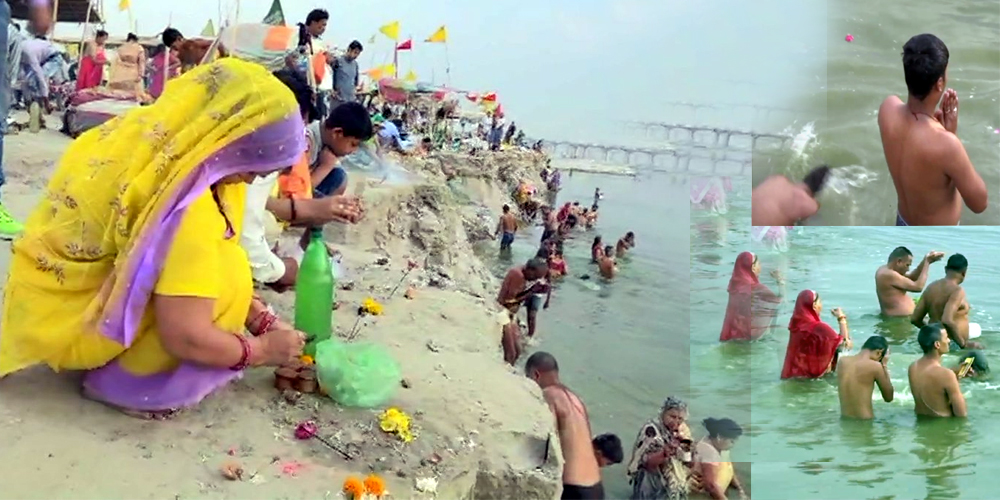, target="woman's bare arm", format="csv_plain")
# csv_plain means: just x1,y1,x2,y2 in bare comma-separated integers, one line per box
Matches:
154,294,266,367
